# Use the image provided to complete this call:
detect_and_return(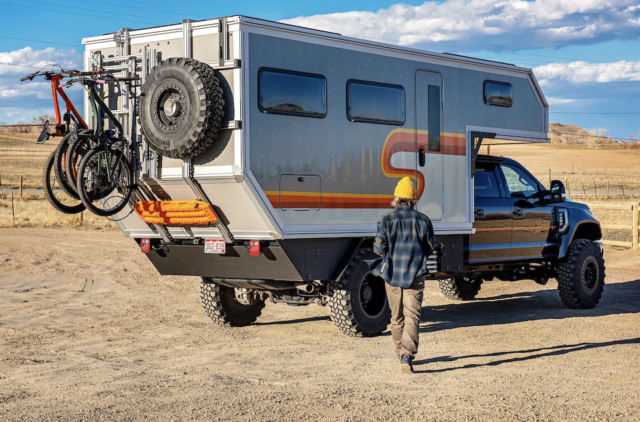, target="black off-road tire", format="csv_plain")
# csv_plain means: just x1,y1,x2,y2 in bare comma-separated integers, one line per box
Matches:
139,57,225,159
328,249,391,337
200,278,265,327
438,277,483,301
557,239,605,309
